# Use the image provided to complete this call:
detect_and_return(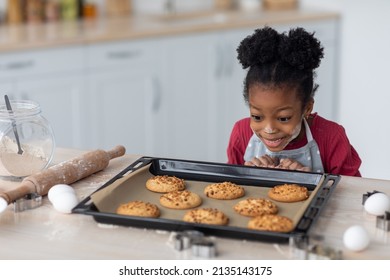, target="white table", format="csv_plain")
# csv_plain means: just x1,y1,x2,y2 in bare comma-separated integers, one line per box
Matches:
0,148,389,260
